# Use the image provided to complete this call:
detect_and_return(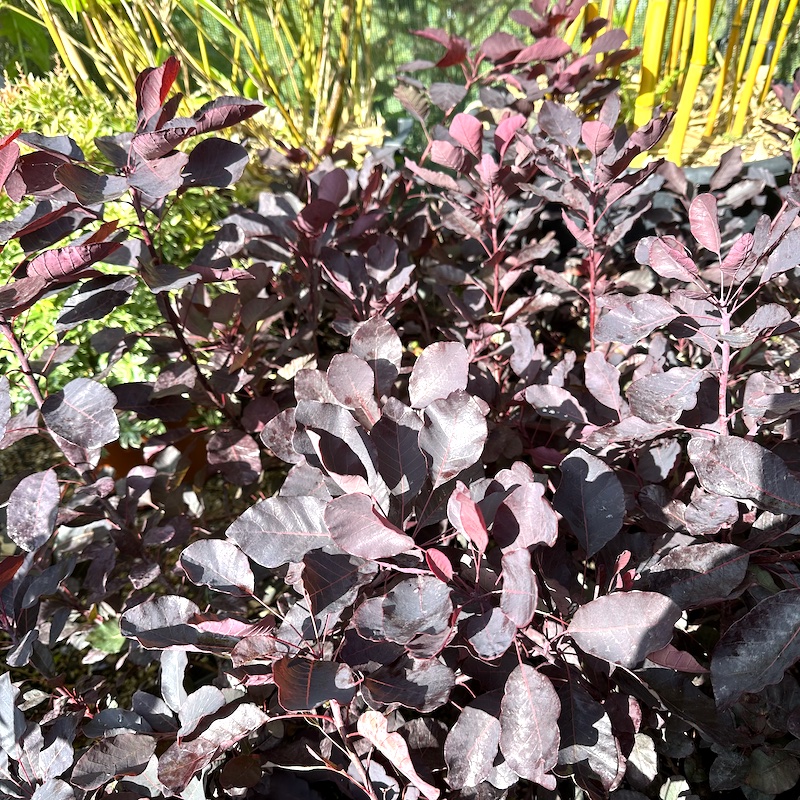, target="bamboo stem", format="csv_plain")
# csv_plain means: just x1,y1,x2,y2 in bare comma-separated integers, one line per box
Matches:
624,0,640,38
759,0,799,103
736,0,763,86
634,0,671,126
668,0,688,73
